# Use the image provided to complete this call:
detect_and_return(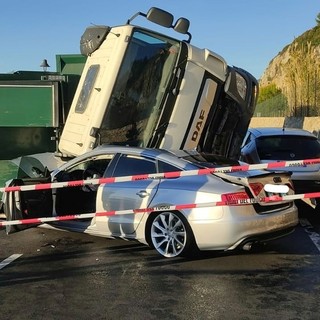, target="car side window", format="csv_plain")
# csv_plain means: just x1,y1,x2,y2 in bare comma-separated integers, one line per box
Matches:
55,155,113,181
158,160,181,173
112,155,157,177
